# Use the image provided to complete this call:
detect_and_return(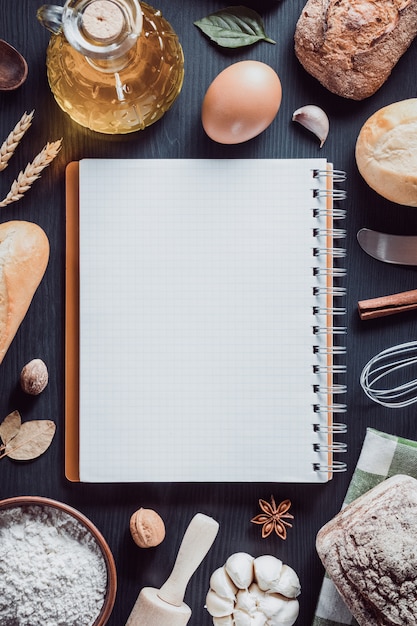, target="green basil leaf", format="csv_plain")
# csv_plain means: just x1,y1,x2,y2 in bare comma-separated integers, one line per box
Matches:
194,6,276,49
